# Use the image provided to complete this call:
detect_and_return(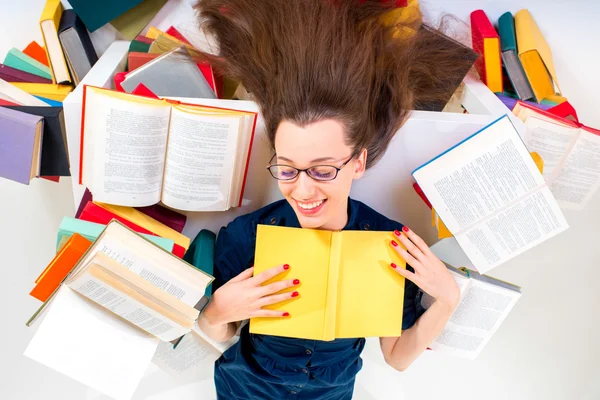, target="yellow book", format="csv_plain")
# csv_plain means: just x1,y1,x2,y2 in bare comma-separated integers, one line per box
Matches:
515,9,560,102
110,0,168,40
250,225,406,341
40,0,71,84
11,83,73,102
483,38,503,93
94,202,191,251
148,32,201,57
146,26,163,40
